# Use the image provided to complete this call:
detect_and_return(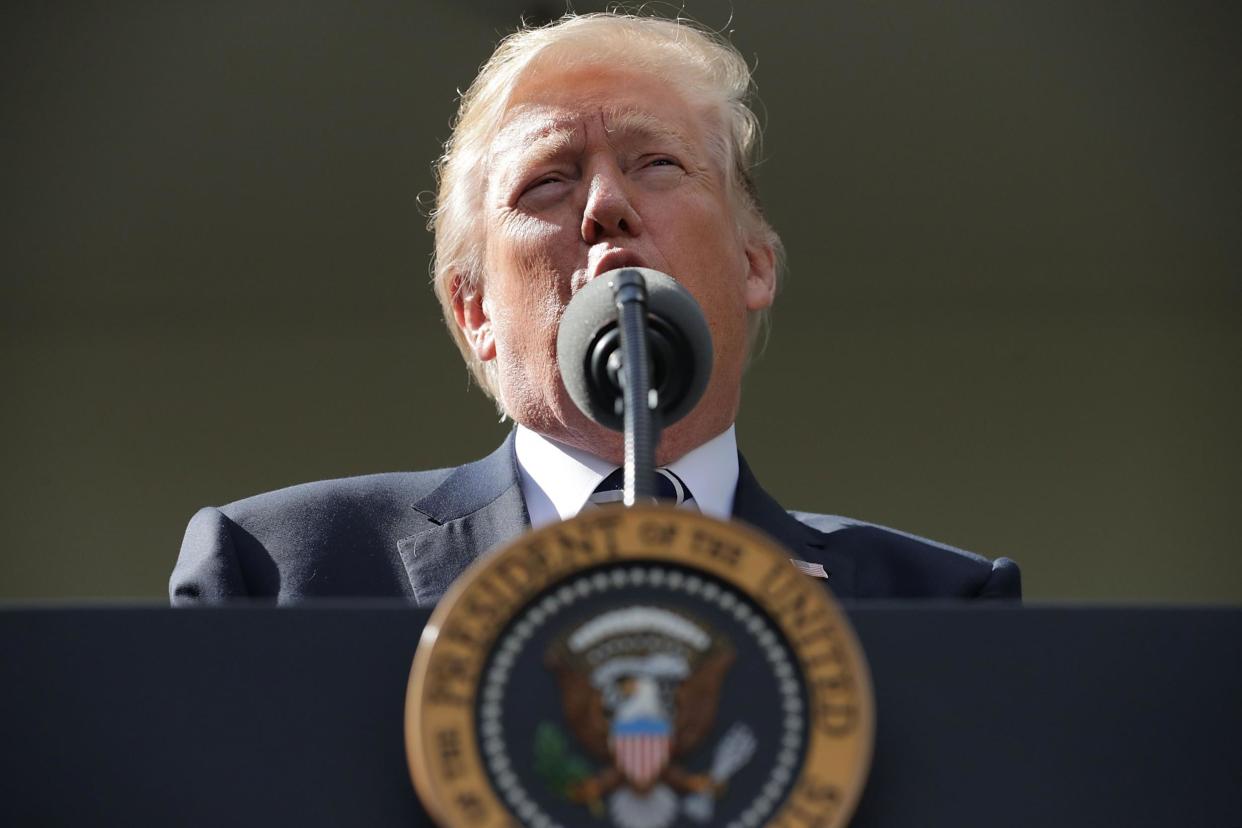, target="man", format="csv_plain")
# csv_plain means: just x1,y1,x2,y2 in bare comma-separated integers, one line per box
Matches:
171,12,1020,605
